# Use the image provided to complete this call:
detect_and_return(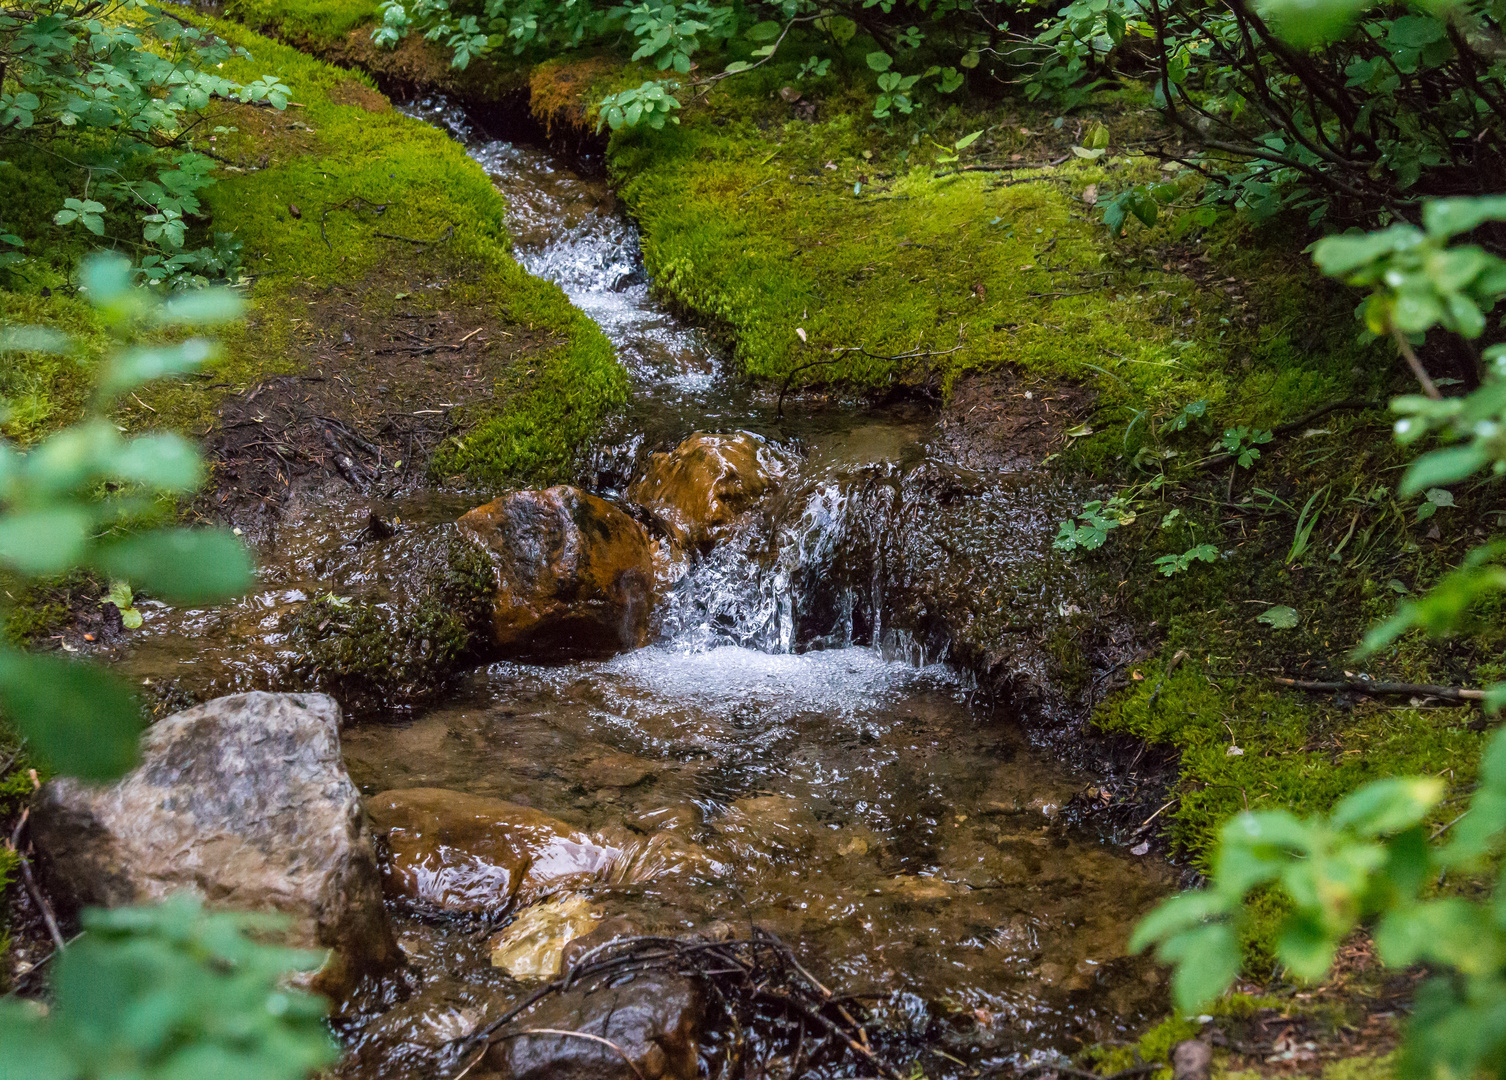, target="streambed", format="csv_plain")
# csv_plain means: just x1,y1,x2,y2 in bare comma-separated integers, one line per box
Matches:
112,97,1176,1077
